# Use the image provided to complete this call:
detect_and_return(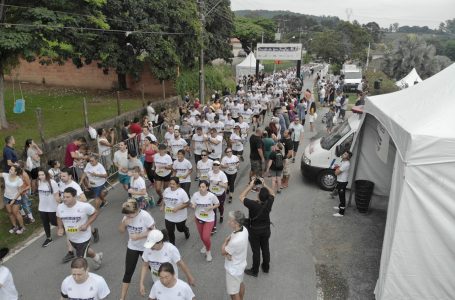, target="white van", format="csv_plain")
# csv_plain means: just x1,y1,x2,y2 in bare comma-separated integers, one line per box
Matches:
300,114,361,190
